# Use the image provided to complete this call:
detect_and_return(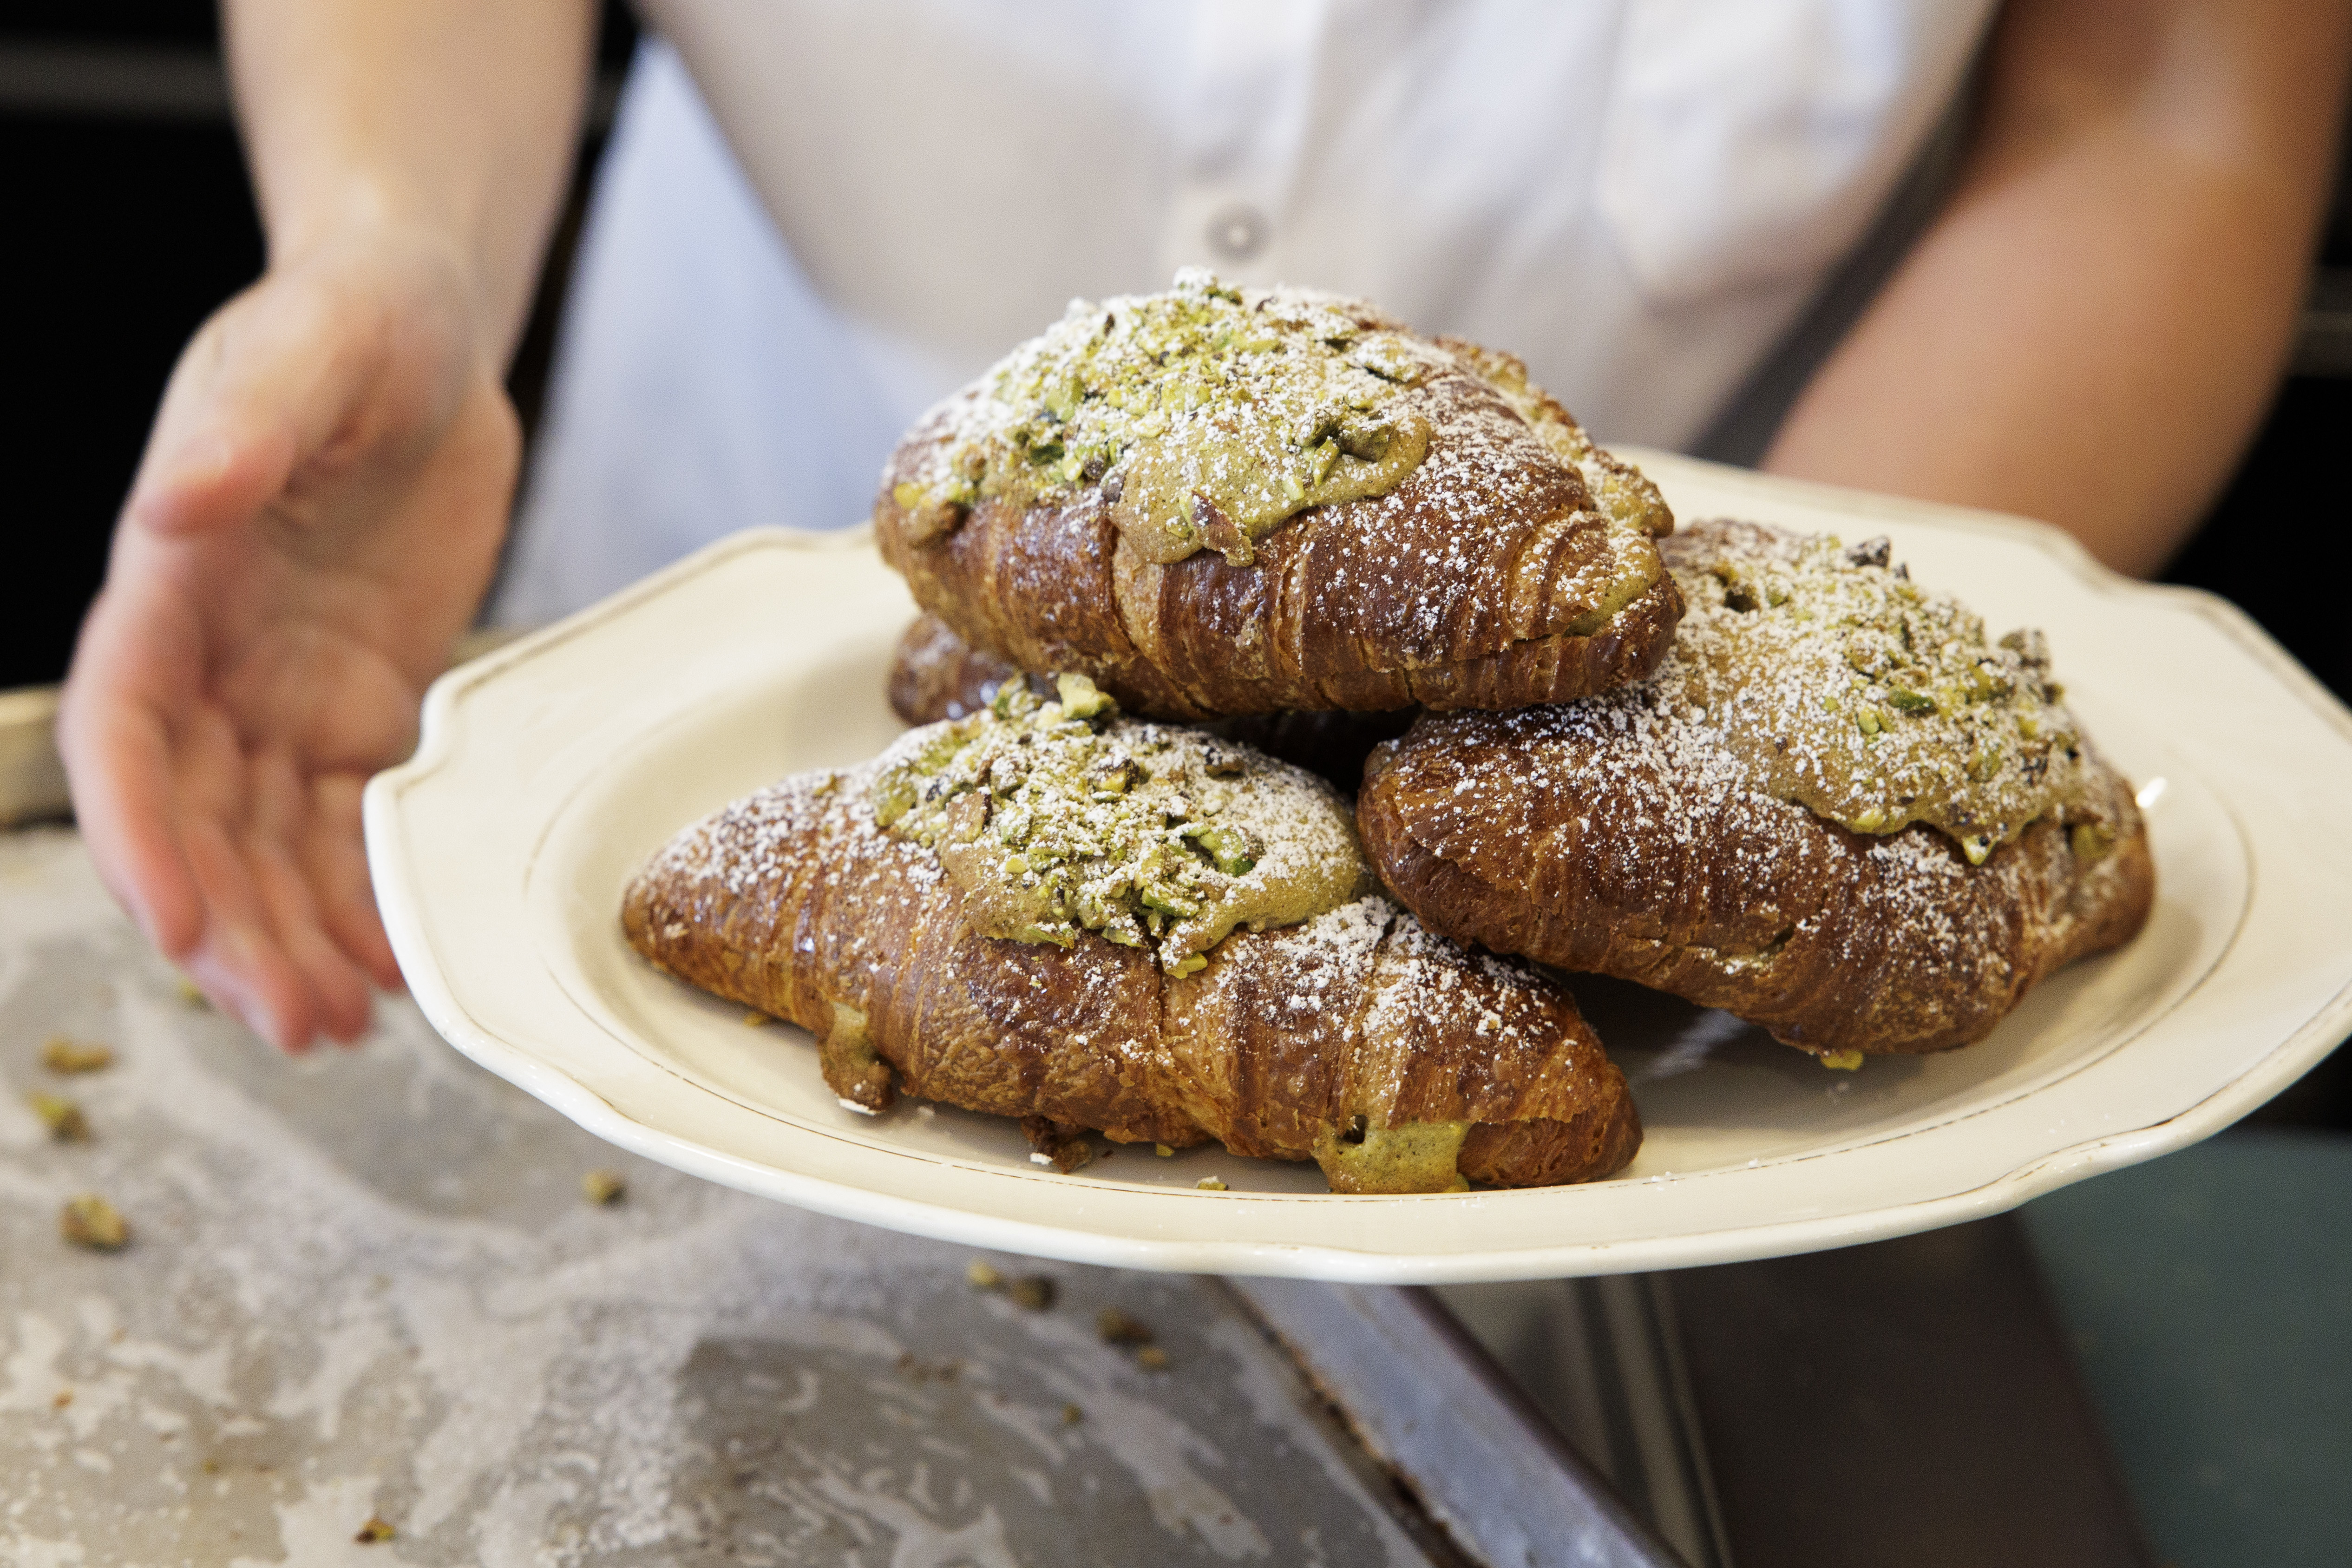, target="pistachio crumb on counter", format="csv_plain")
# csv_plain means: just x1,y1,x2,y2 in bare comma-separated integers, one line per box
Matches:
1195,1177,1227,1192
1818,1049,1866,1071
580,1168,627,1206
29,1093,89,1142
59,1194,129,1251
1060,1402,1084,1426
1154,1143,1174,1157
41,1037,116,1074
966,1259,1005,1290
1008,1276,1058,1312
354,1516,397,1544
1096,1307,1154,1346
1136,1346,1171,1371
